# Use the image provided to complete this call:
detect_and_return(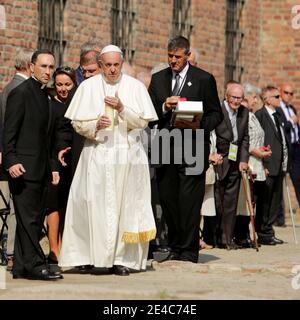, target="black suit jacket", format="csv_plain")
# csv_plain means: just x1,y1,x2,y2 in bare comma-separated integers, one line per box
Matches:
3,77,58,182
148,64,223,171
255,106,285,176
215,102,249,180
